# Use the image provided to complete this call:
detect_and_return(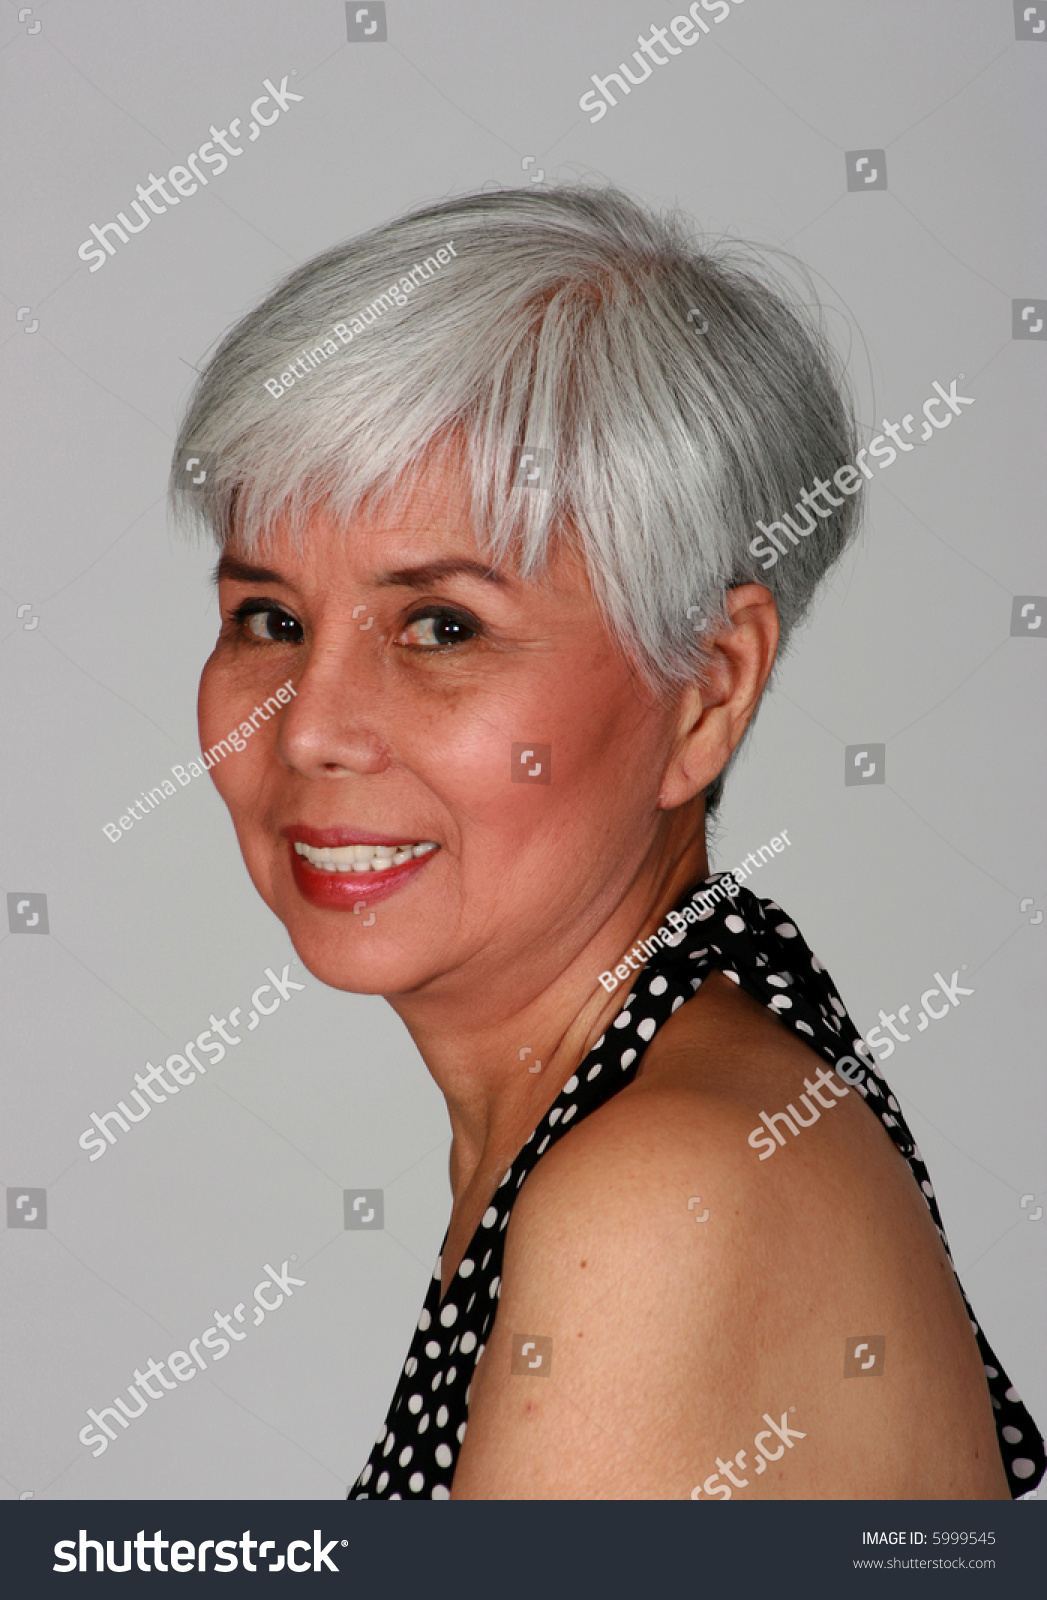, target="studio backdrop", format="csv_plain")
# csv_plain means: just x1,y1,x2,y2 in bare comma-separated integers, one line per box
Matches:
2,0,1044,1499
